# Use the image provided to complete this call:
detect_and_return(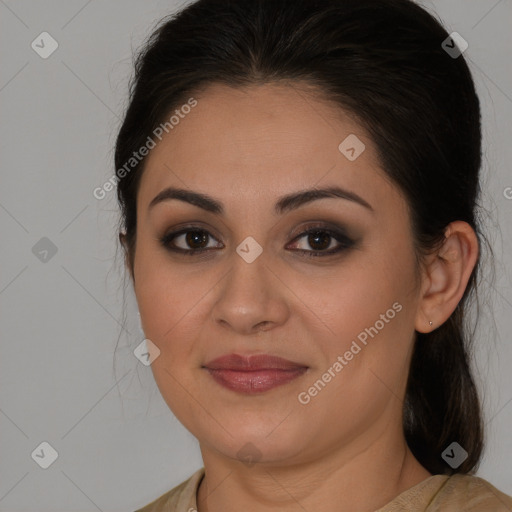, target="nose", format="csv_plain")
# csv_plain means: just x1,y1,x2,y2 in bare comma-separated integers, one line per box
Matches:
211,251,290,336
